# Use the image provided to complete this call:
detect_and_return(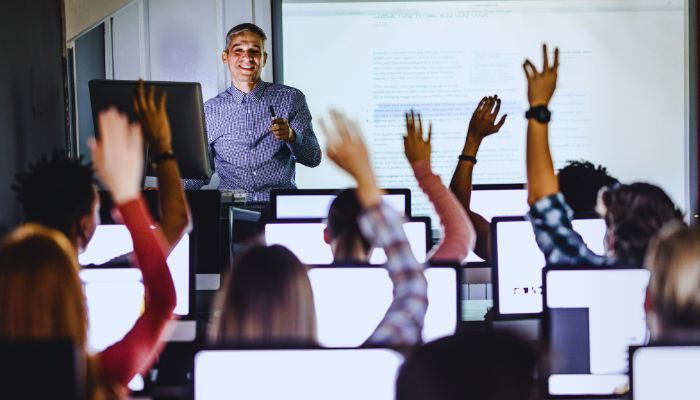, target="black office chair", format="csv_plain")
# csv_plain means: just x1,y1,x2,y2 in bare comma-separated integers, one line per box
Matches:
0,339,83,400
